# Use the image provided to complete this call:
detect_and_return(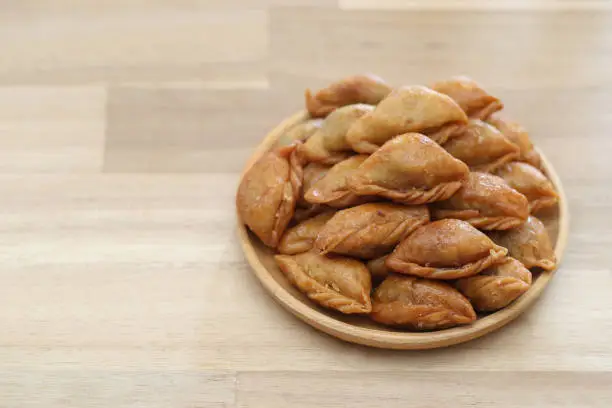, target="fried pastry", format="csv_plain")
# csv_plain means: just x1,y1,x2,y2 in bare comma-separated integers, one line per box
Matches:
431,76,503,120
304,155,372,208
305,74,392,118
366,255,391,283
456,257,532,311
431,172,529,230
300,104,374,164
278,211,335,255
275,119,323,147
489,216,556,271
443,119,520,172
299,162,331,207
314,203,430,259
237,144,302,248
486,116,542,169
386,219,507,279
347,133,469,204
346,85,468,152
275,251,372,314
495,161,558,213
371,275,477,330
